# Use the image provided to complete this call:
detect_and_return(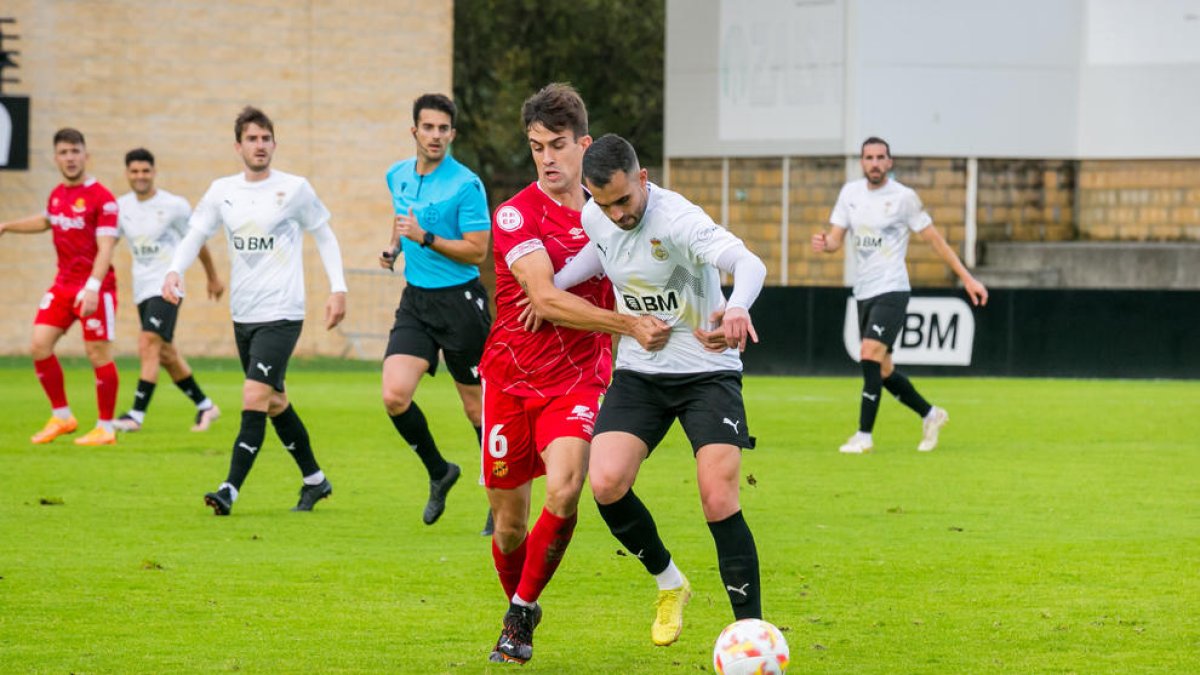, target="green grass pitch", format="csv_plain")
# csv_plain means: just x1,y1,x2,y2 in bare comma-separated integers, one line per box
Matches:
1,357,1197,673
